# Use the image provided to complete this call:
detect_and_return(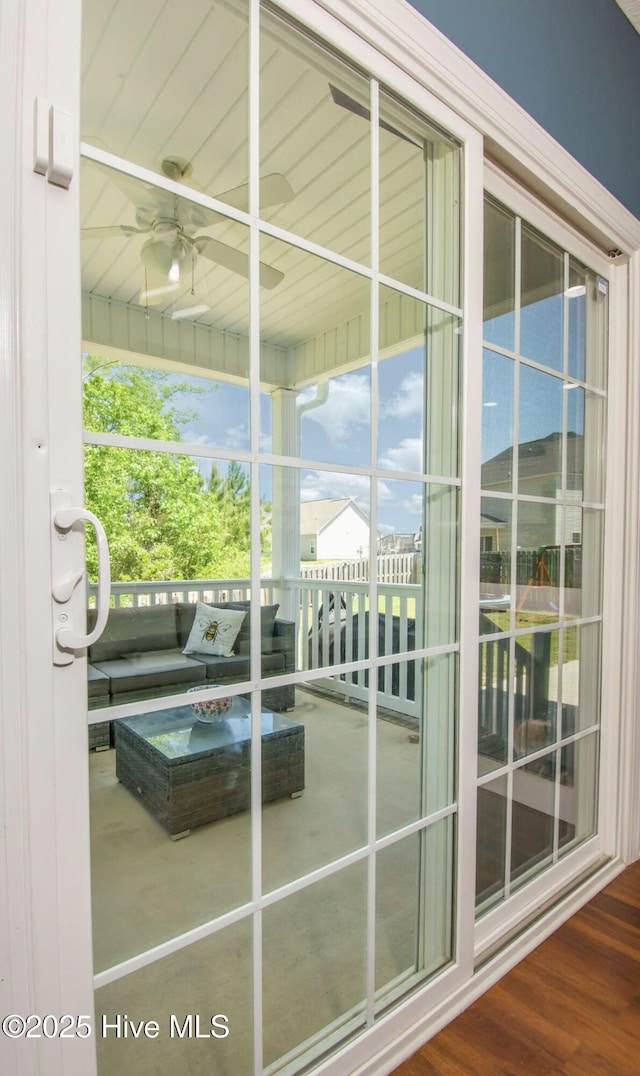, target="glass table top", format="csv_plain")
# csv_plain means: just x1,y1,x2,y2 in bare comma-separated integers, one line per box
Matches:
118,697,302,763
